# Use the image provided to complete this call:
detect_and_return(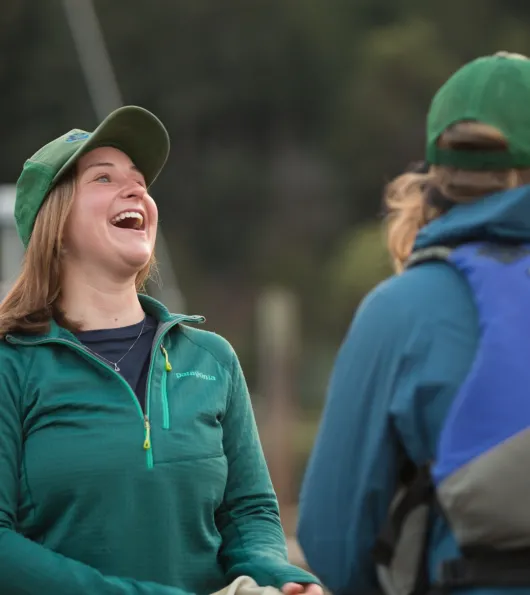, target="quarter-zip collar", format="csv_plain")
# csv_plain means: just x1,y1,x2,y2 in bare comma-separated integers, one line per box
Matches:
5,293,205,345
